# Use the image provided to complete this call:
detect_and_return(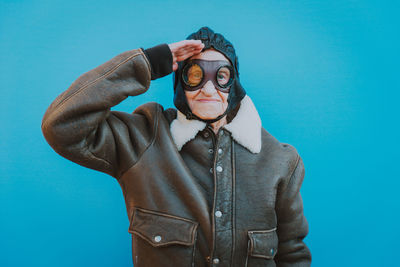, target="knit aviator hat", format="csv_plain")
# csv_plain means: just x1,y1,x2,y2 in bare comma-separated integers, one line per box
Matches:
173,26,246,124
